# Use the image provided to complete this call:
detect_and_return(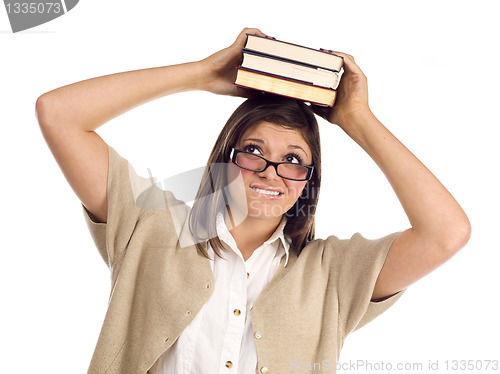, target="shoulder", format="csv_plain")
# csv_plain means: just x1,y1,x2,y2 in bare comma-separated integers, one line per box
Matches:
292,234,350,273
109,144,194,241
296,232,400,270
297,232,370,260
